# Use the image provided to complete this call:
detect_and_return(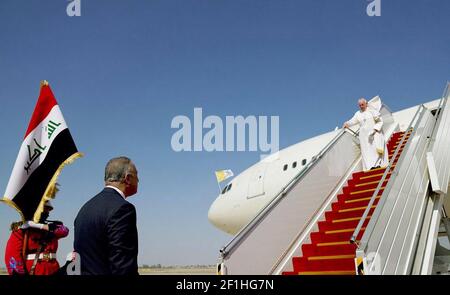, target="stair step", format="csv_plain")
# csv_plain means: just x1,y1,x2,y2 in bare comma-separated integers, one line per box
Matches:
388,144,406,151
297,270,356,275
394,135,410,142
344,195,380,204
302,241,356,257
359,171,392,181
343,181,387,194
328,215,372,224
293,257,355,272
394,135,410,143
337,205,376,213
311,229,365,244
347,176,388,187
338,188,385,199
302,243,357,256
309,254,355,261
349,186,385,196
388,153,403,161
319,216,372,231
325,206,375,220
332,197,380,211
352,167,388,178
354,179,388,187
390,141,407,149
337,191,383,203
